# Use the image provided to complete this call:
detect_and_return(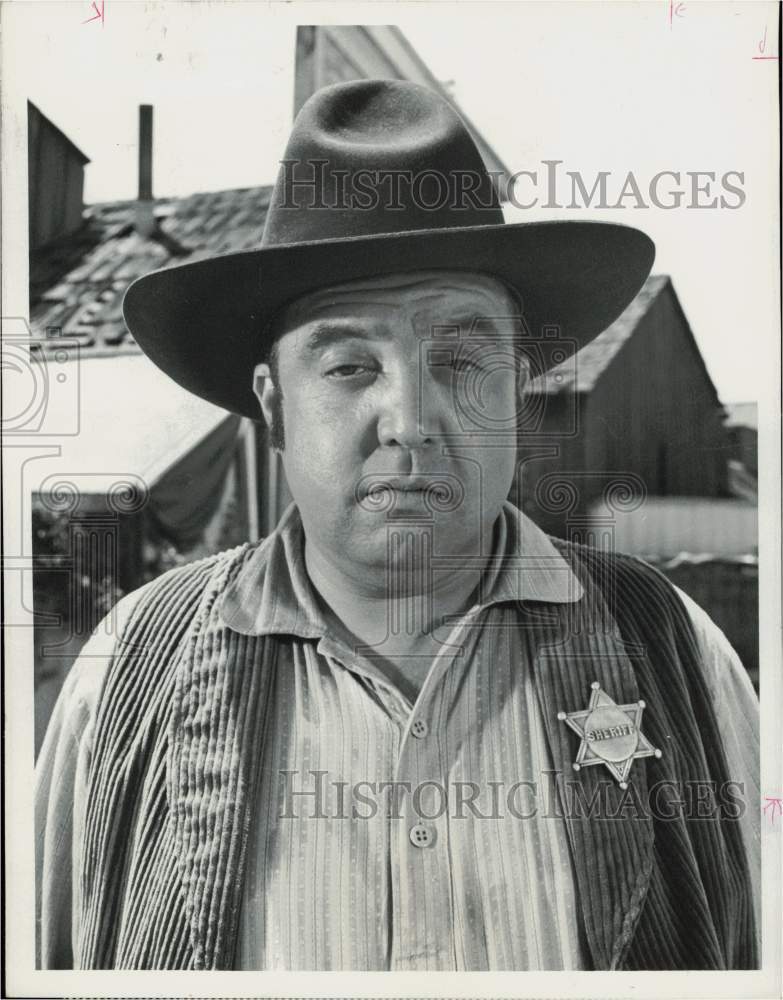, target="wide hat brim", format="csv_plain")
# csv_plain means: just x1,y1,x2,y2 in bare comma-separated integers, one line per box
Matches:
123,219,654,419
